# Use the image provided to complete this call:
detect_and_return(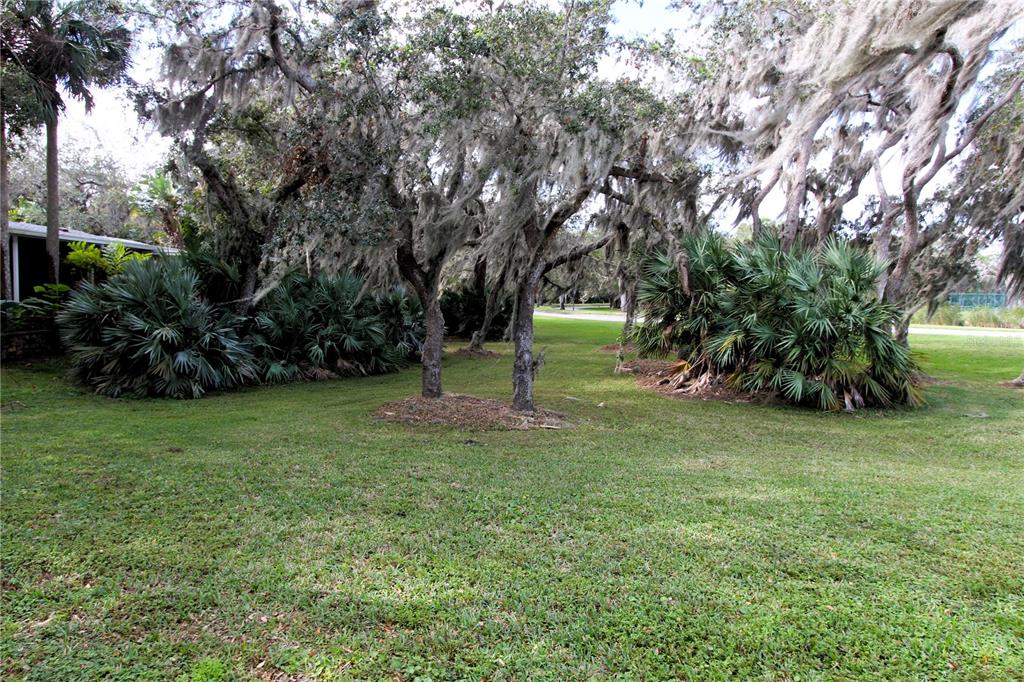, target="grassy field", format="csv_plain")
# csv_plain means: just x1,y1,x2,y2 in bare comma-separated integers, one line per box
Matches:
536,303,624,316
2,317,1023,680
